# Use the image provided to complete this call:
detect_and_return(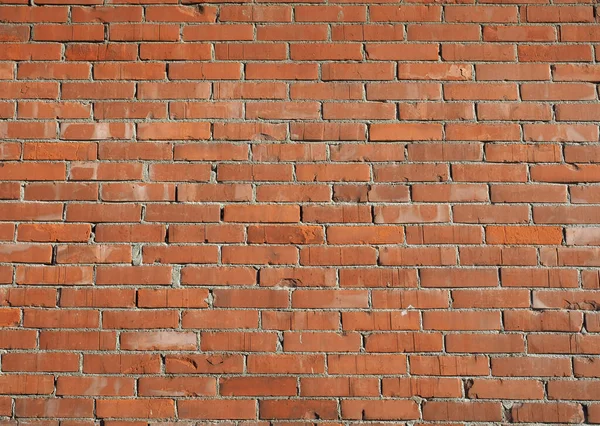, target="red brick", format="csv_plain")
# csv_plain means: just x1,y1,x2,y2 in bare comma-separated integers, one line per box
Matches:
486,226,563,245
535,206,600,224
138,82,210,99
366,43,441,60
248,101,322,120
226,43,286,61
365,332,443,352
110,23,179,41
259,267,336,287
519,44,593,62
169,224,244,243
484,25,557,41
370,123,443,141
23,308,98,328
300,246,376,266
96,399,175,419
296,5,366,22
121,331,196,351
137,288,207,308
442,43,516,61
399,63,472,80
0,244,52,263
201,331,277,351
94,62,166,80
103,310,179,329
0,122,57,139
143,245,218,264
95,102,167,120
171,102,244,119
16,265,92,285
331,144,405,162
506,310,583,332
383,377,462,398
165,354,243,374
15,398,94,418
0,330,37,349
526,5,594,22
183,24,254,41
34,24,104,41
446,334,525,353
0,43,62,60
575,357,600,377
248,354,324,374
323,102,395,119
101,184,174,203
353,4,429,20
84,354,161,374
291,122,366,140
220,5,291,22
40,331,116,350
138,122,210,140
62,82,135,100
140,43,211,60
179,400,256,420
296,164,370,181
96,266,172,285
342,400,419,420
446,83,518,100
492,356,572,377
423,401,502,422
409,143,482,162
214,122,287,140
66,203,141,222
257,24,328,41
221,377,296,396
181,266,256,285
302,377,378,396
57,376,135,396
263,310,338,331
411,355,489,376
71,6,143,22
18,62,90,80
446,5,518,22
145,5,217,22
0,26,29,41
409,24,480,41
259,399,338,420
528,334,600,355
291,43,363,61
214,82,287,99
139,377,216,397
512,402,584,423
60,288,135,308
65,43,137,61
18,223,91,242
223,246,297,265
0,287,56,307
322,63,395,81
224,205,299,223
0,102,15,118
0,203,63,223
2,353,79,372
183,309,257,329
